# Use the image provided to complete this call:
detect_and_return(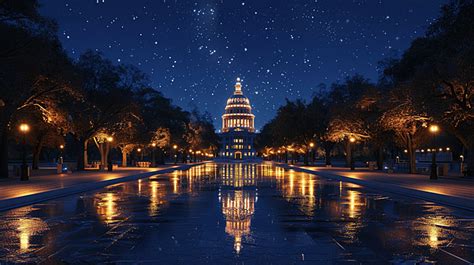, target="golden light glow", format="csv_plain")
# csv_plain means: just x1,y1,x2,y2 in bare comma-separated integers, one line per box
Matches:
107,136,113,142
221,78,256,133
138,179,142,195
19,123,30,133
221,190,256,254
59,144,64,149
15,217,47,252
96,192,118,224
152,143,157,147
173,144,178,150
309,142,315,148
149,181,166,216
349,190,356,218
349,137,356,143
172,170,179,194
137,148,142,152
429,124,439,133
422,216,452,248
